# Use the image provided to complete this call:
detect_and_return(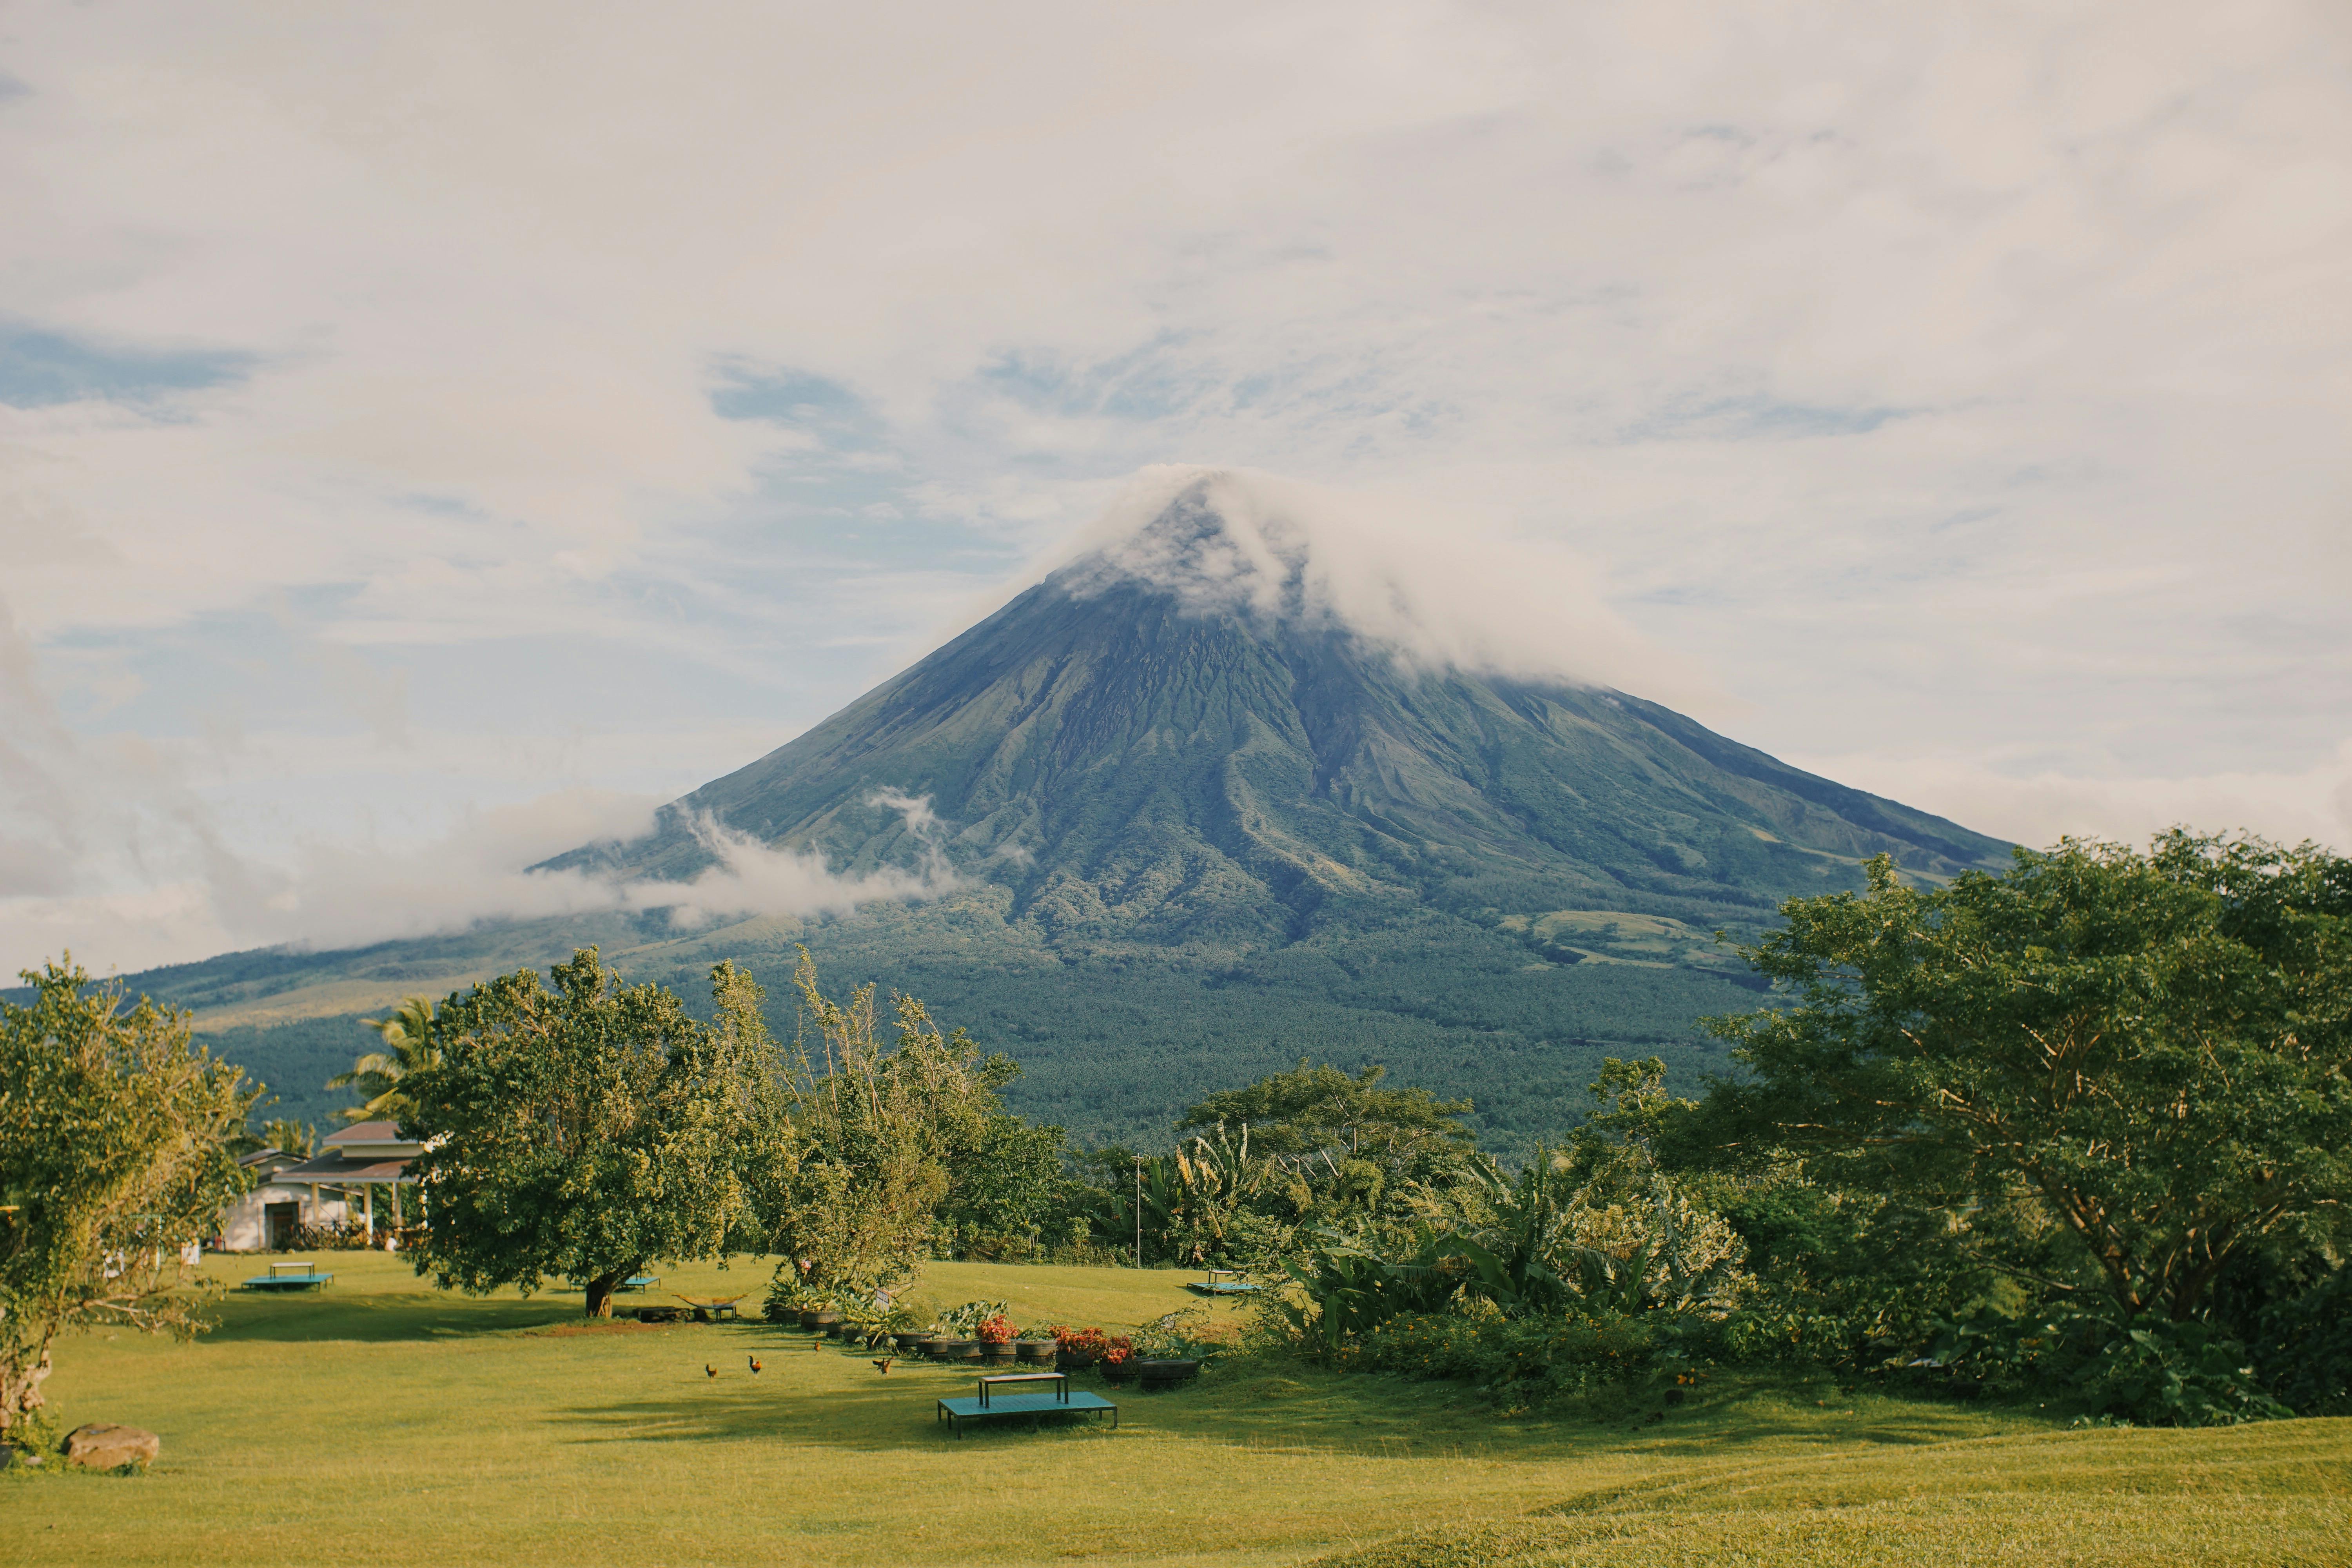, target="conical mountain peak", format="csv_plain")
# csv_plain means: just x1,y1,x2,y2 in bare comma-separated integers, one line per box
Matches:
134,473,2017,1146
552,477,2006,957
